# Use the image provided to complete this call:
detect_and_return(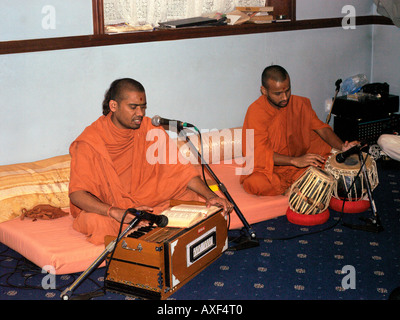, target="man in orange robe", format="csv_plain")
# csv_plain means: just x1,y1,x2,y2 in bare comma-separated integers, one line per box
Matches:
69,78,232,245
241,65,358,196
